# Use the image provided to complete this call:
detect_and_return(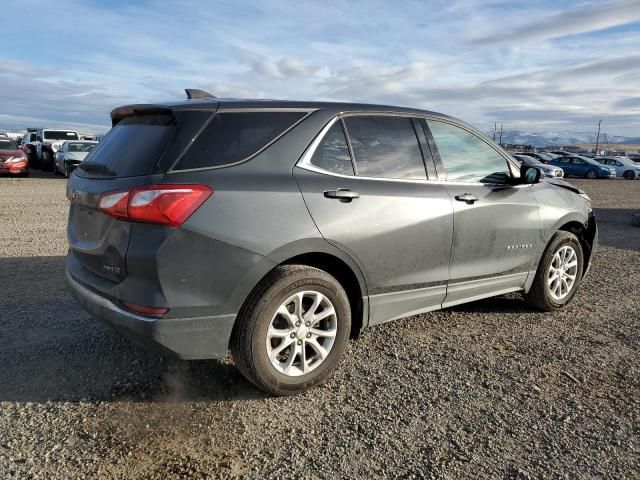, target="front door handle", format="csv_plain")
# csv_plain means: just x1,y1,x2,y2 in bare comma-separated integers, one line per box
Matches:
324,189,360,202
454,193,478,204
